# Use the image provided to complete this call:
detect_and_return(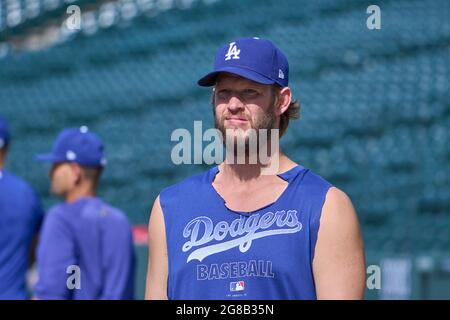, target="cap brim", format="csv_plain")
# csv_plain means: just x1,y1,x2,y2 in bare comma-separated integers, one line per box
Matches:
197,67,275,87
35,153,64,163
